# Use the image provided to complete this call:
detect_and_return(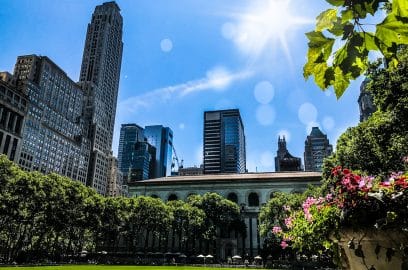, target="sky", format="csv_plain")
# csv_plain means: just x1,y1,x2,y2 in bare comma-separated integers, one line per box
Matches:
0,0,364,172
